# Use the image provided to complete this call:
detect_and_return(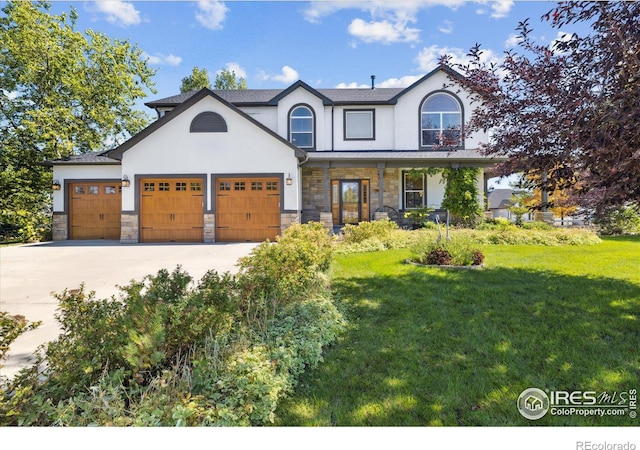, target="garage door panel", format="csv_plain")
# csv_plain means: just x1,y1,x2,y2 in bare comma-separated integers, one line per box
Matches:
69,182,121,240
216,177,281,242
139,178,204,243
